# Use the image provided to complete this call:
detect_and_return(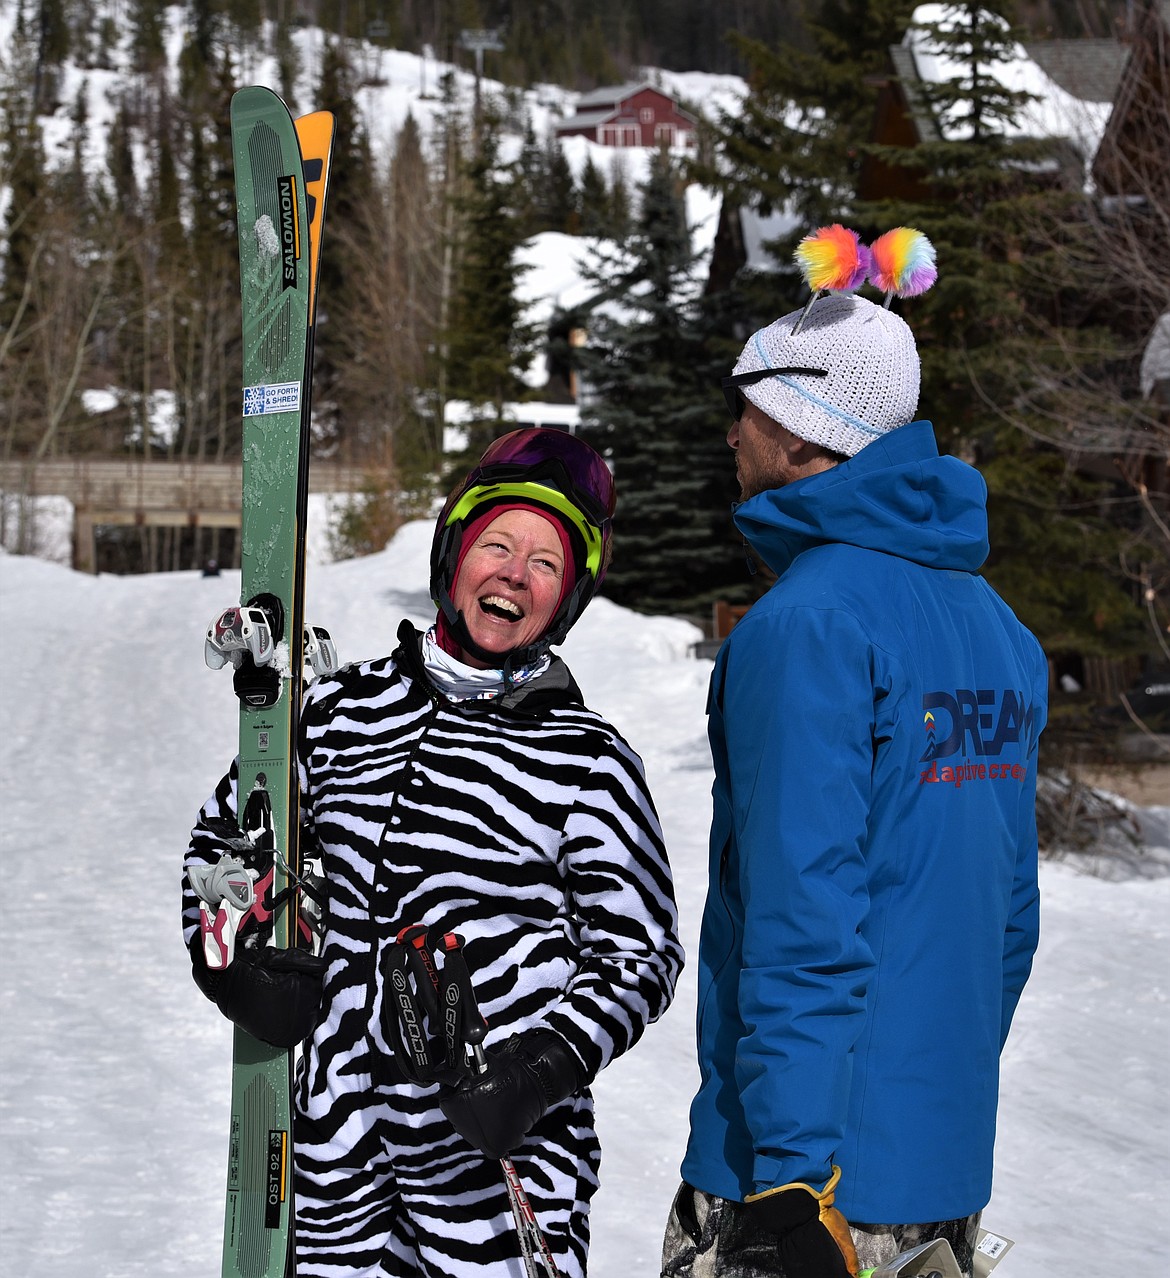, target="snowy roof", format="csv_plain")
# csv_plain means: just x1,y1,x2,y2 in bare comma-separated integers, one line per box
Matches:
889,42,942,143
1023,39,1128,104
556,108,623,131
901,4,1116,159
1140,312,1170,400
574,81,665,109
